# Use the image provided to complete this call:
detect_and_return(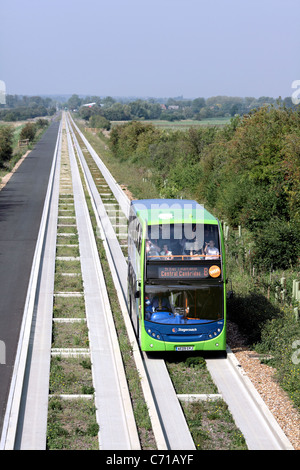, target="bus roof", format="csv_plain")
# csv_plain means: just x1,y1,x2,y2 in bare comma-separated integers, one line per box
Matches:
131,199,218,225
